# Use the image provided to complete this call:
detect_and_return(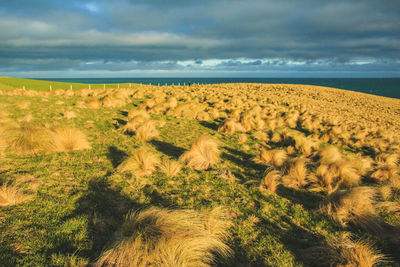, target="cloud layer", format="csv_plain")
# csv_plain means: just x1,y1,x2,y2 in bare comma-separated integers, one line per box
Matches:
1,0,399,77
